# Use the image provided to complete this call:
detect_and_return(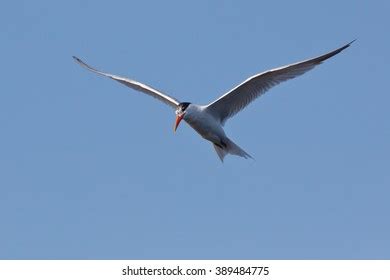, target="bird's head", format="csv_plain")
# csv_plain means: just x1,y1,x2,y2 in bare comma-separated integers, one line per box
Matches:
174,102,191,132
